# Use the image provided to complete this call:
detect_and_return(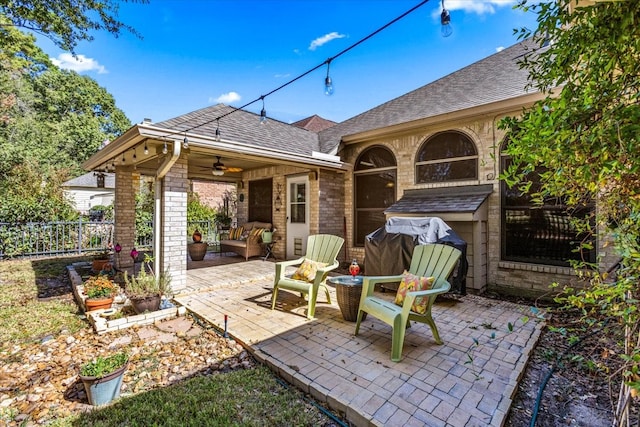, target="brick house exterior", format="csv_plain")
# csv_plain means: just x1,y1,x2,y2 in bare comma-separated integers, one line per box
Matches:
83,38,615,295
